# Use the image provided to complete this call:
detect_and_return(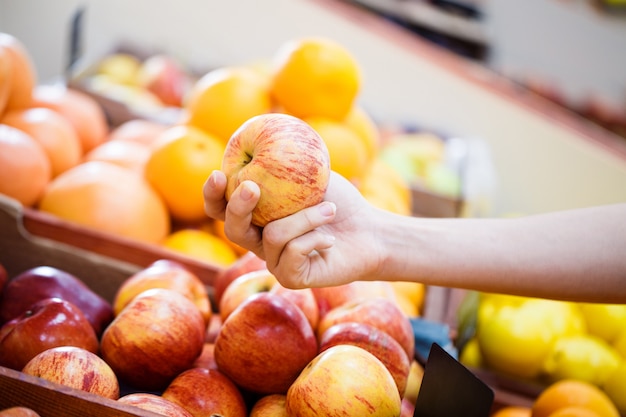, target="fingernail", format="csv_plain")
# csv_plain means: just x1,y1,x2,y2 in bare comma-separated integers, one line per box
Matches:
319,202,336,217
208,171,218,188
240,183,254,201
